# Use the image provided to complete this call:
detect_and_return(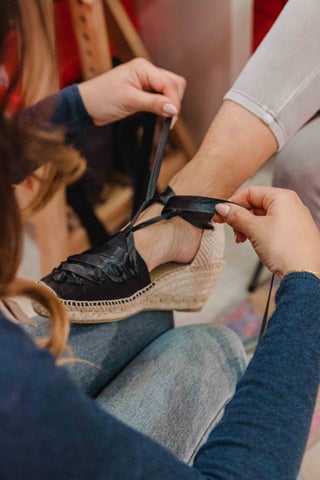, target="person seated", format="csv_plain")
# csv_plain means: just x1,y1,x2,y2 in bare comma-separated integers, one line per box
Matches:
4,168,320,479
2,0,320,478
